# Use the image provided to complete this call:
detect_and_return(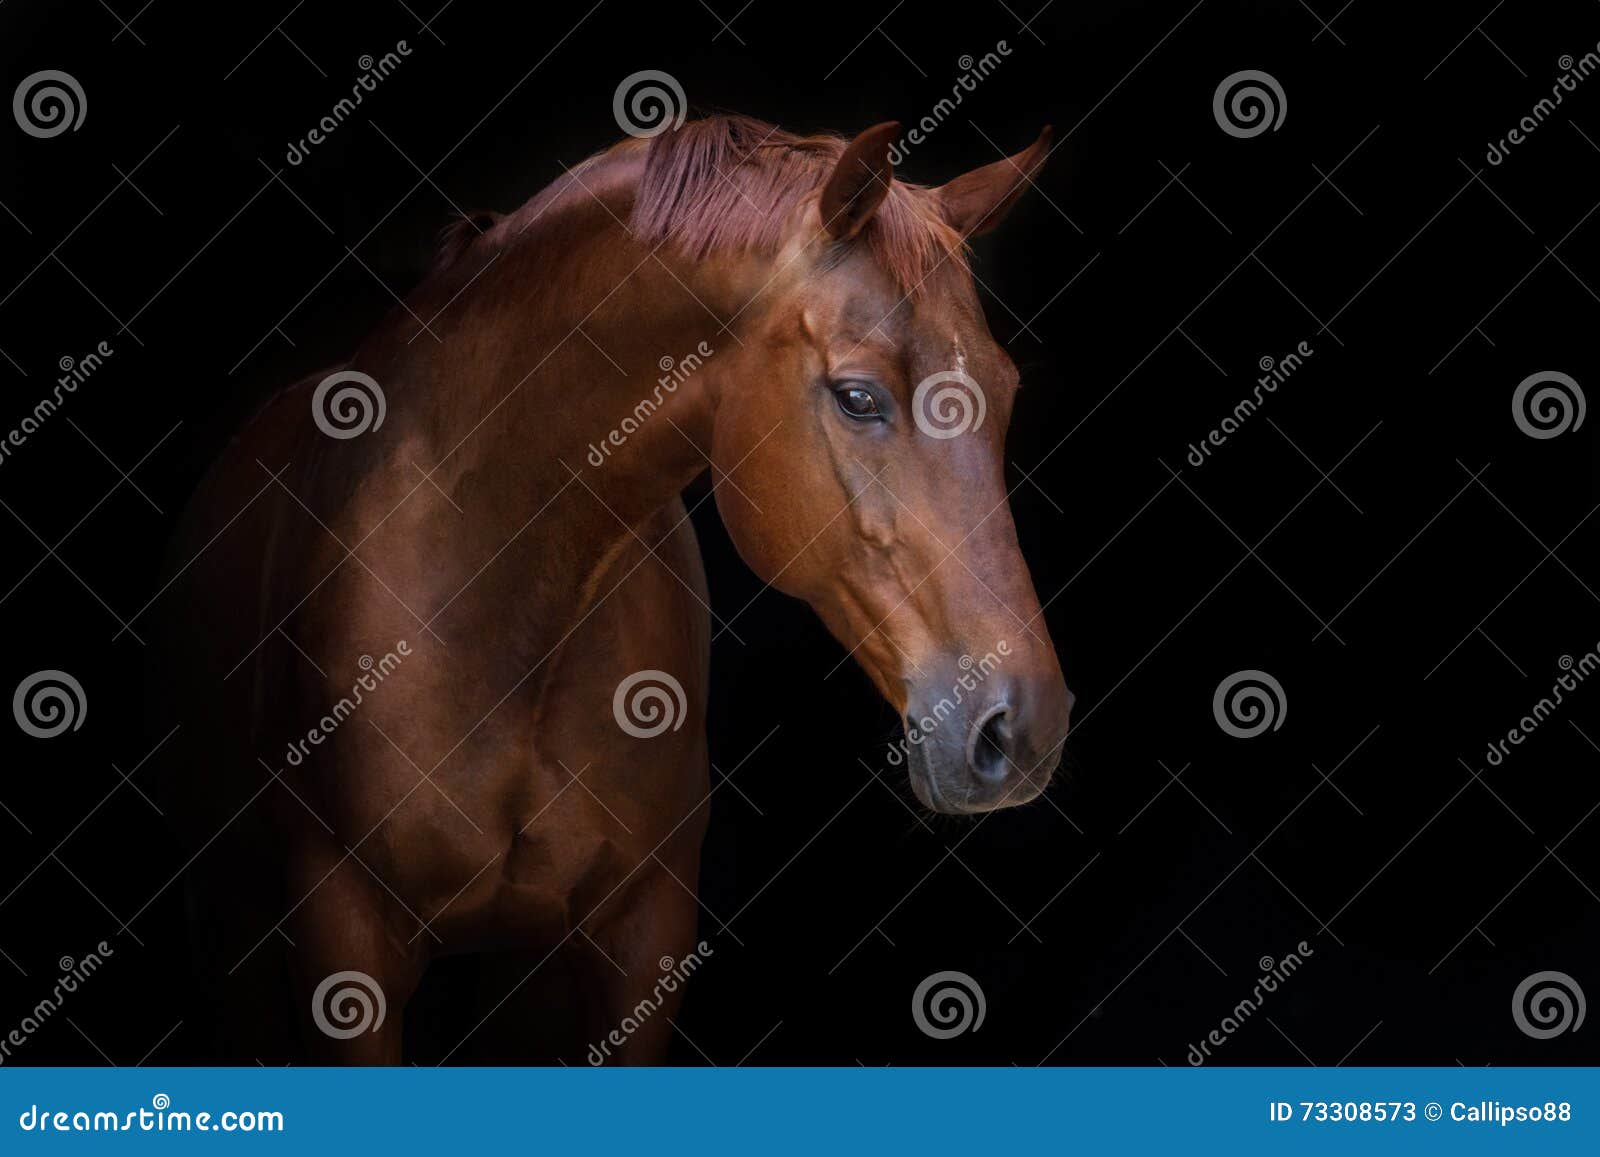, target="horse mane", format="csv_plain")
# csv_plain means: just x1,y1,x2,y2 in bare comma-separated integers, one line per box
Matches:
429,115,967,295
631,115,967,294
431,210,504,274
